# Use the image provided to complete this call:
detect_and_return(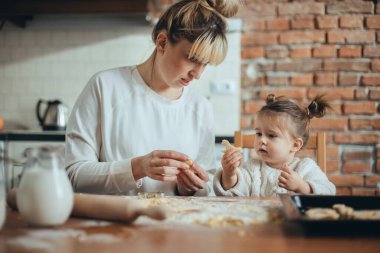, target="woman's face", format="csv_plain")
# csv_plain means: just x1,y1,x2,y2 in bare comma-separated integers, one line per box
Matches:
155,33,207,89
254,115,299,168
